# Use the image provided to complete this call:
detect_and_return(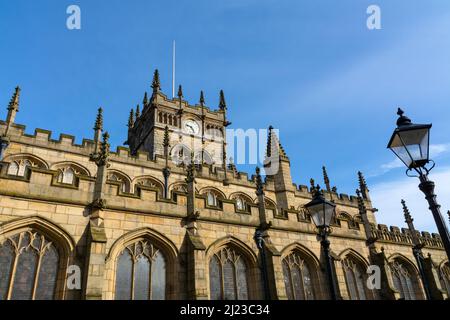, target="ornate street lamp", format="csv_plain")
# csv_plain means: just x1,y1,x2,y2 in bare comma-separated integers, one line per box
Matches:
387,108,450,261
305,185,339,300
